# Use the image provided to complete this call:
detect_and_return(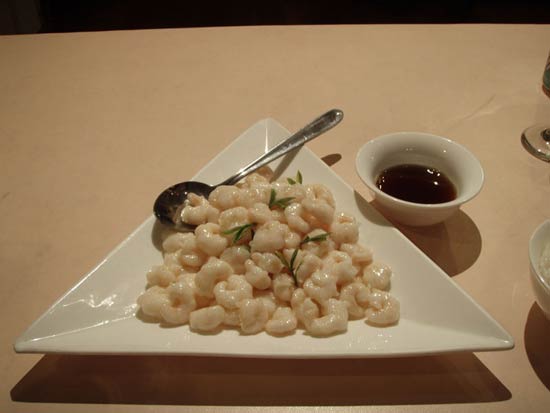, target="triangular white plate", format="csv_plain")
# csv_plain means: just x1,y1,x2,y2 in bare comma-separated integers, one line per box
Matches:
15,119,514,357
